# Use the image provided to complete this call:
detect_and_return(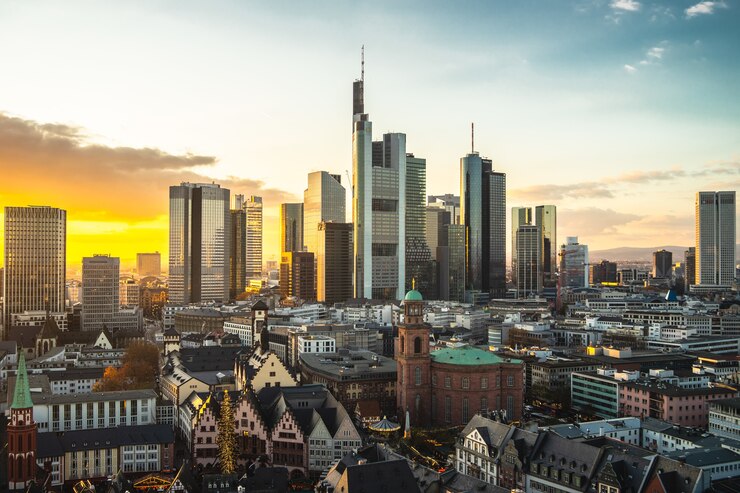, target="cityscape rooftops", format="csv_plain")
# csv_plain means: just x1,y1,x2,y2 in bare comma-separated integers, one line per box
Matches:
30,388,157,405
430,345,522,366
299,350,396,380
